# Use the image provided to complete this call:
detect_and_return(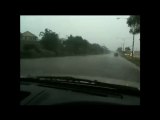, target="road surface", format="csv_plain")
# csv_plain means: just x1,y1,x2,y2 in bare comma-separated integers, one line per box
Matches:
20,53,140,85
